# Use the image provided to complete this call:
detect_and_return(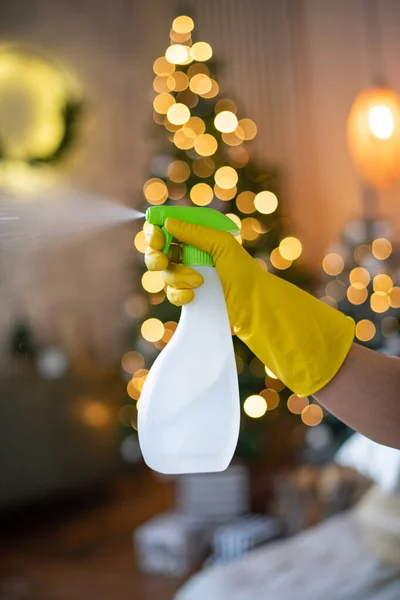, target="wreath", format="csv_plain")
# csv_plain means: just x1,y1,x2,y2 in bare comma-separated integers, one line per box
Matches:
0,47,83,169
